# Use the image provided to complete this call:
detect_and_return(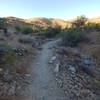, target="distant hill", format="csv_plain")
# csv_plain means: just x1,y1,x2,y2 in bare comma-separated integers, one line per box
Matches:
2,16,100,29
3,16,71,29
25,17,71,28
88,17,100,24
4,16,32,27
25,17,100,28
